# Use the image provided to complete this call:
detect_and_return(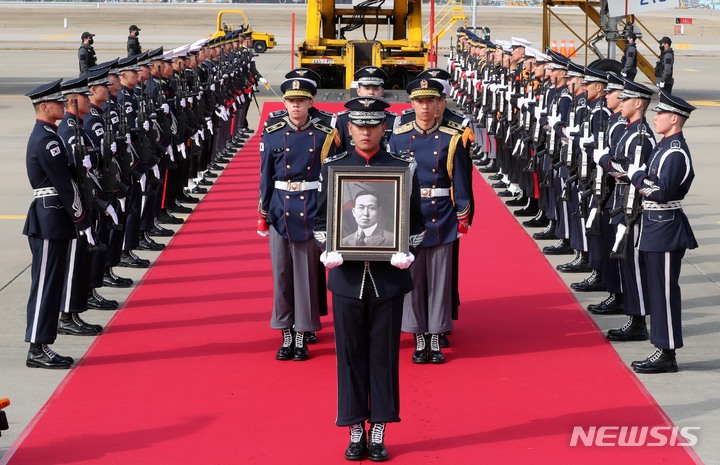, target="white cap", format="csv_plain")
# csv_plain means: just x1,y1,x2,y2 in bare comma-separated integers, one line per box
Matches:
171,44,190,59
511,37,533,48
433,78,452,98
189,38,210,54
495,40,512,53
